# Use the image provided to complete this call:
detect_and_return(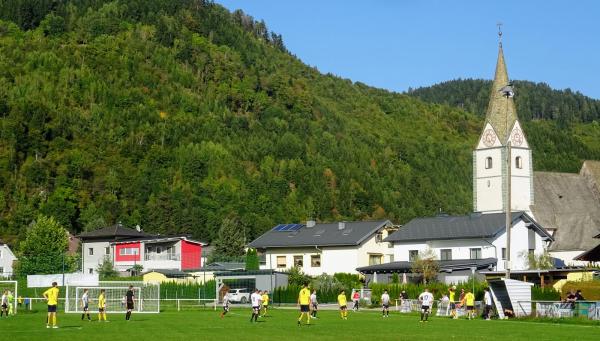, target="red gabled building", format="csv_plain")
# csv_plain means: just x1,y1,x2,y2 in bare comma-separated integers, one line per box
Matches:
78,224,206,275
